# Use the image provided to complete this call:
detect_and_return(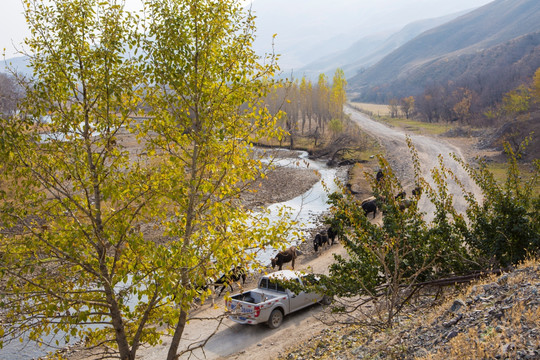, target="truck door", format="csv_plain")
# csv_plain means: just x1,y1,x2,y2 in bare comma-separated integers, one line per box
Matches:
288,278,318,312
